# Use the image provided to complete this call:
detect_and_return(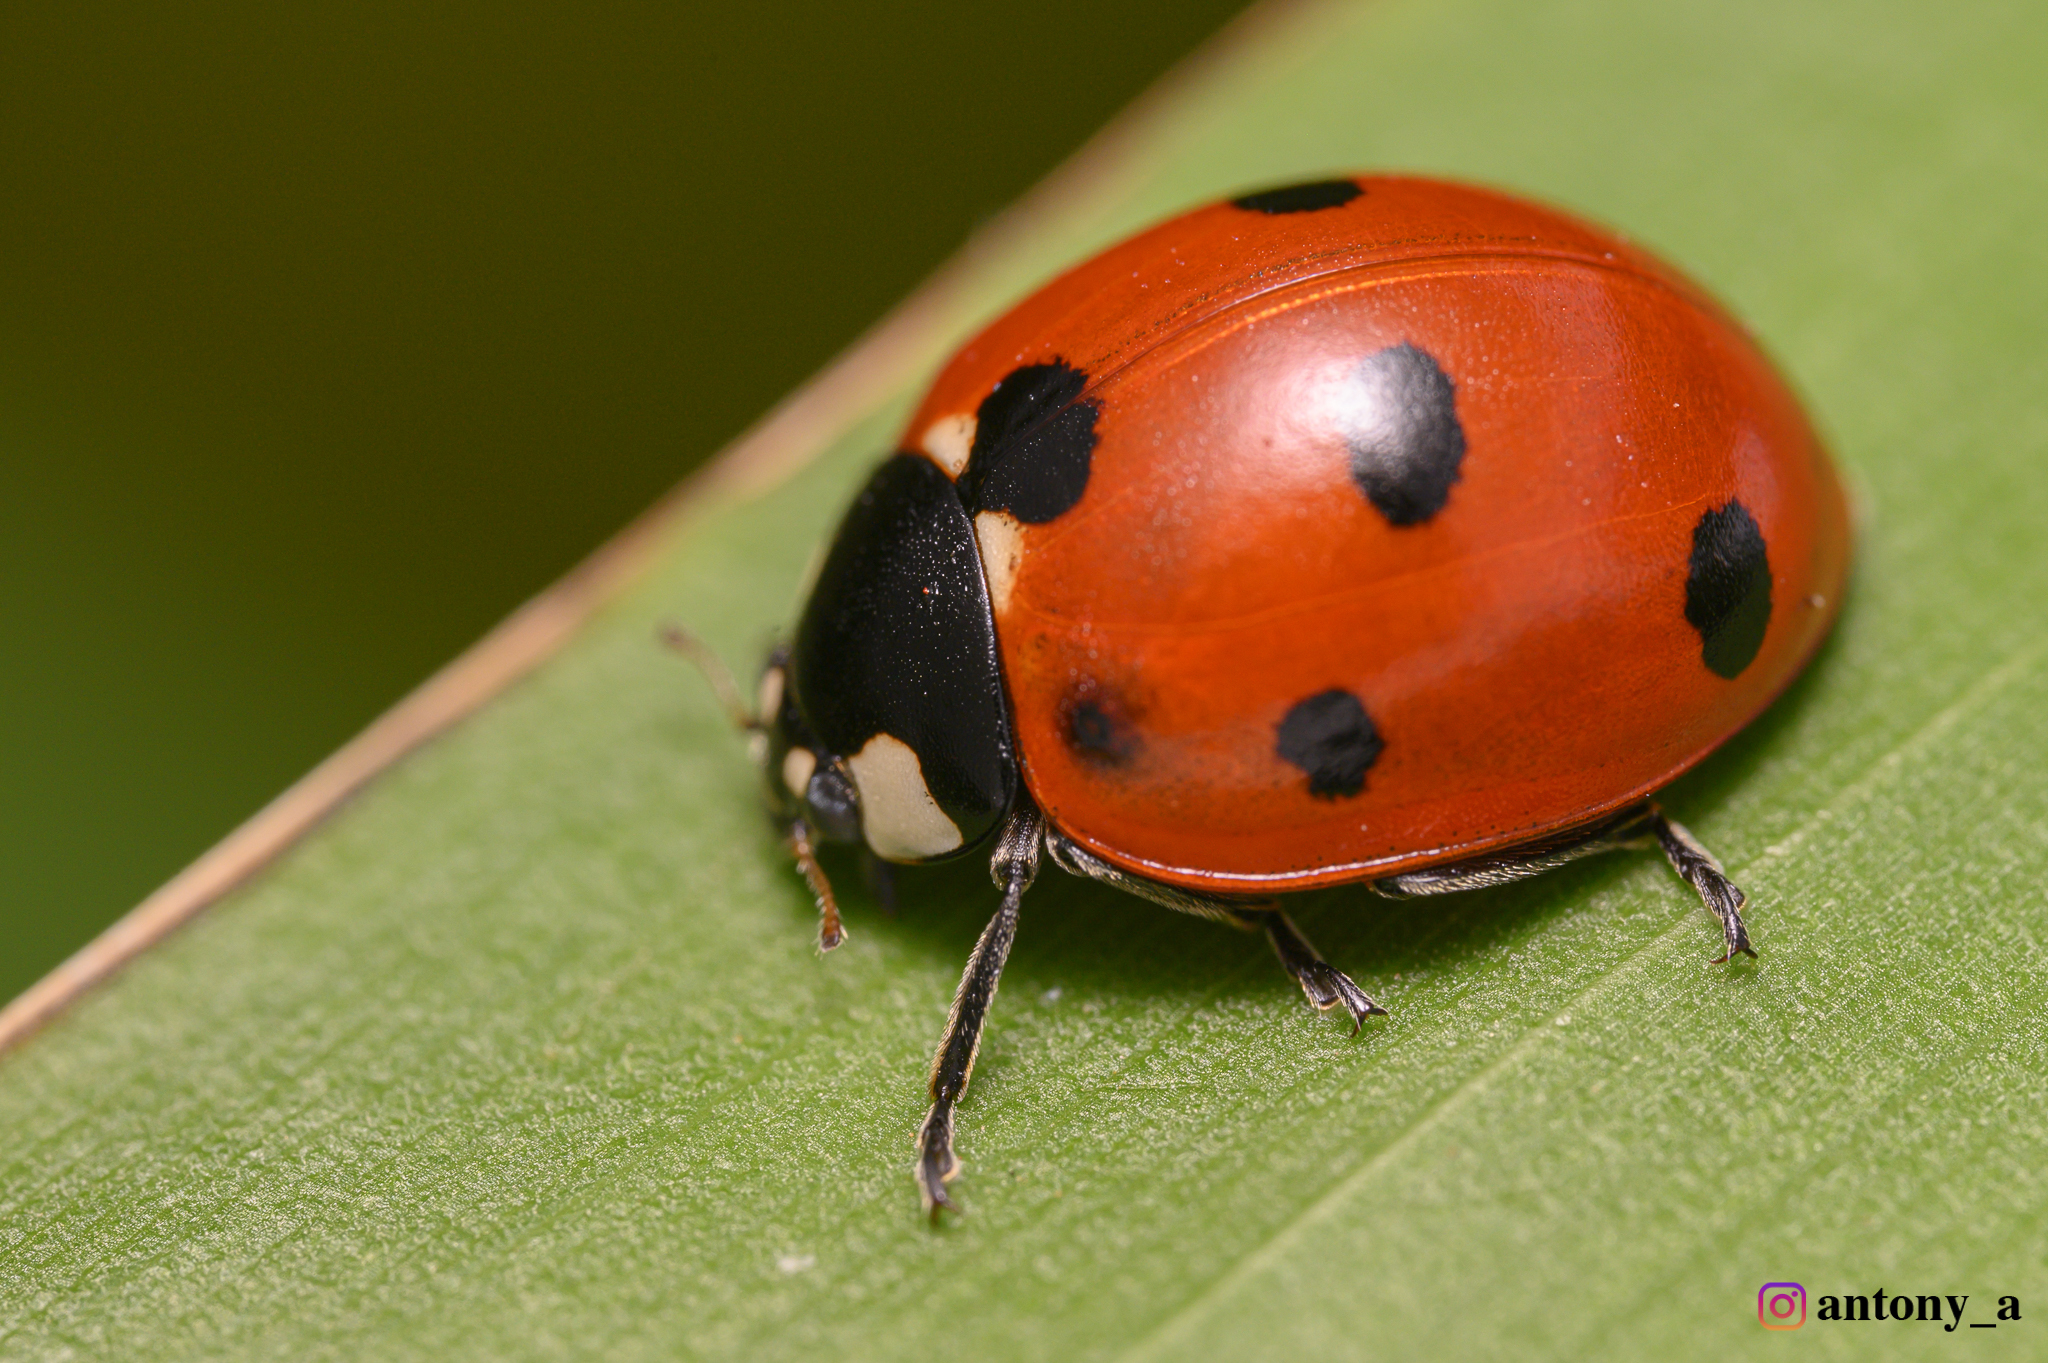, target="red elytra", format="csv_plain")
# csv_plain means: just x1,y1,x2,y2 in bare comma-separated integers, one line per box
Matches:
900,175,1849,893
